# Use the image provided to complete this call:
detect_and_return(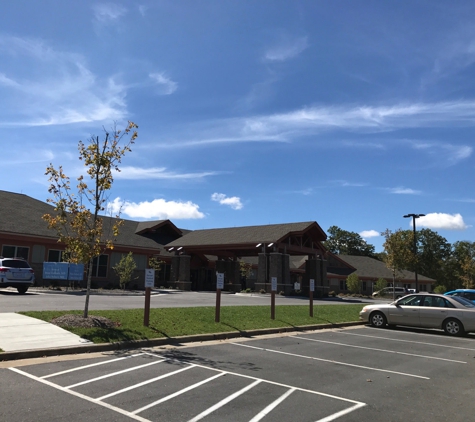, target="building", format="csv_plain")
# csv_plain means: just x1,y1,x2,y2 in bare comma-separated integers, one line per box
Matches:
0,190,434,293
